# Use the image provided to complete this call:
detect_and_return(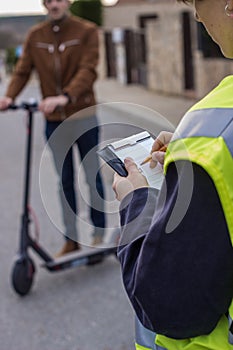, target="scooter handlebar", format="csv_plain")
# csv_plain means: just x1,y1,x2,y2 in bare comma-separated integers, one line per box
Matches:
8,100,38,111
